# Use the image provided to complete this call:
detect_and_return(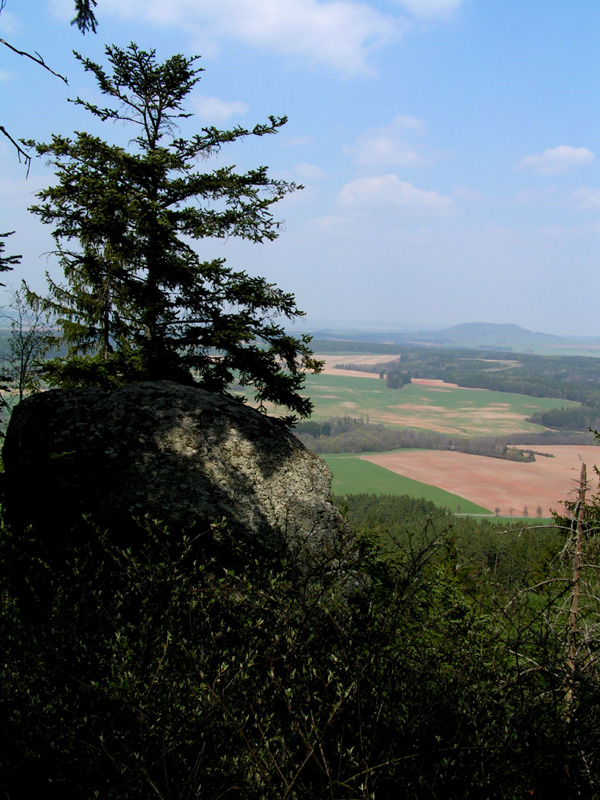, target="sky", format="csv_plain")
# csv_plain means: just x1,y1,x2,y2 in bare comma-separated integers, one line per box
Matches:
1,0,599,337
